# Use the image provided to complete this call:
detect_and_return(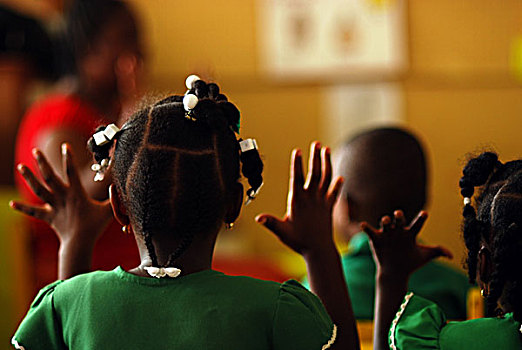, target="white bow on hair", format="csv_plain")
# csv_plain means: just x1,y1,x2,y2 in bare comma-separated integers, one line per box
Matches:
144,266,181,278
